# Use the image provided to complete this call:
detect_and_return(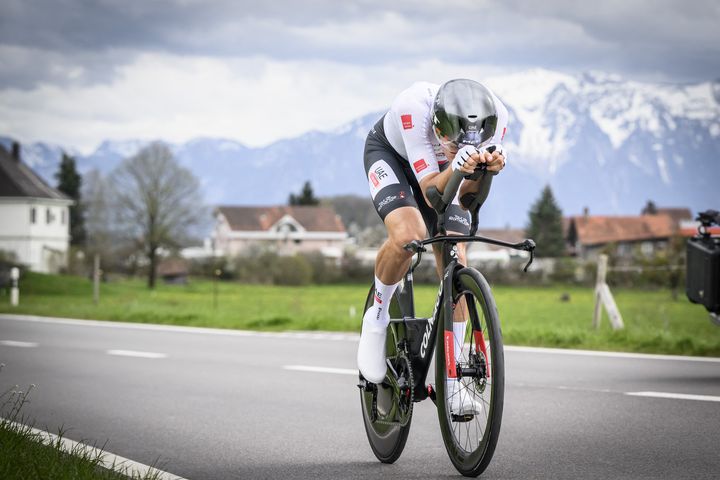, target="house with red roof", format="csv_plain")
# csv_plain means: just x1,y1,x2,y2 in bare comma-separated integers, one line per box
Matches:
566,208,693,260
213,205,348,259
